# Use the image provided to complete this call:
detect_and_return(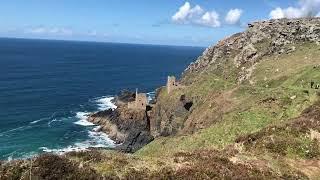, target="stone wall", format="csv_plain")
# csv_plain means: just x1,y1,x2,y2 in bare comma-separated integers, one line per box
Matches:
167,76,182,93
128,91,148,110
